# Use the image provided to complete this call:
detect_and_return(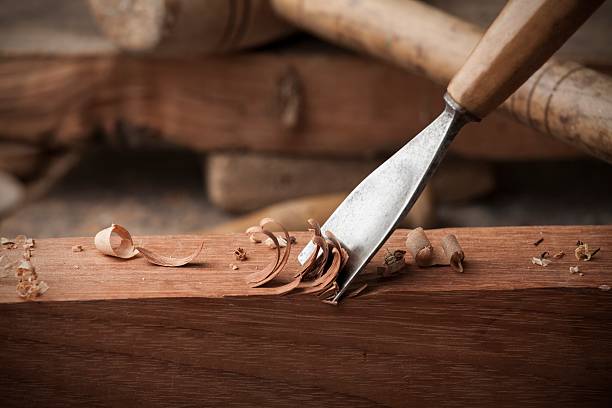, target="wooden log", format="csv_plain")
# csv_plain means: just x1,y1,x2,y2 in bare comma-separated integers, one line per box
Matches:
205,187,435,233
205,153,494,213
271,0,612,162
87,0,293,54
0,226,611,406
0,52,581,160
